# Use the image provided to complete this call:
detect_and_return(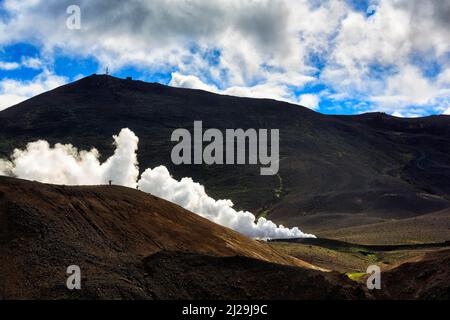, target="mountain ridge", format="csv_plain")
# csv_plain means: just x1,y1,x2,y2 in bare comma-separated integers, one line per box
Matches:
0,75,449,241
0,176,362,299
